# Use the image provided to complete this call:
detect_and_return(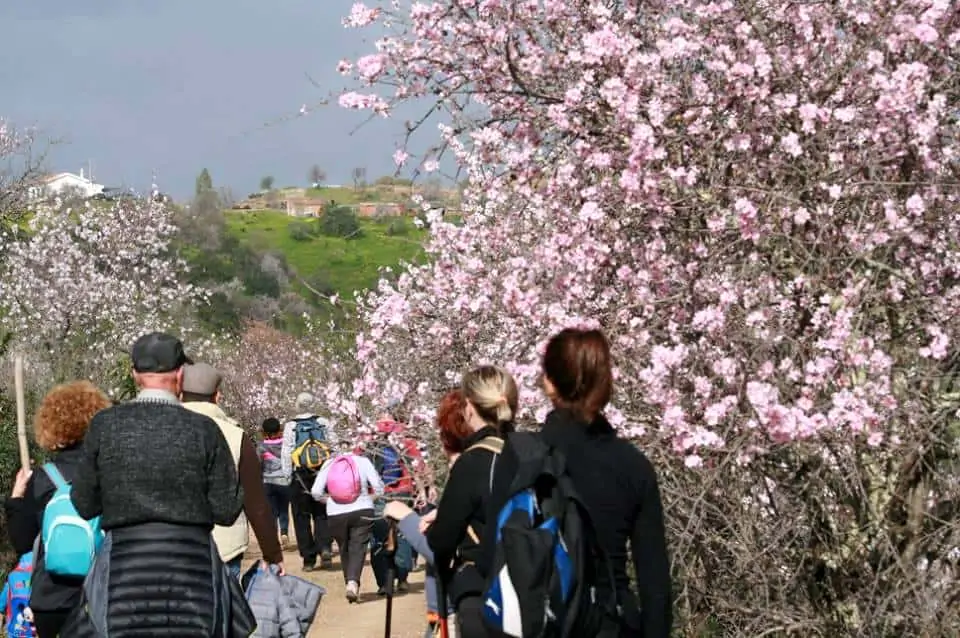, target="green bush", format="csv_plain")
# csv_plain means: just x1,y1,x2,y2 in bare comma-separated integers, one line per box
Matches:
319,206,363,239
287,221,314,242
385,218,410,236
